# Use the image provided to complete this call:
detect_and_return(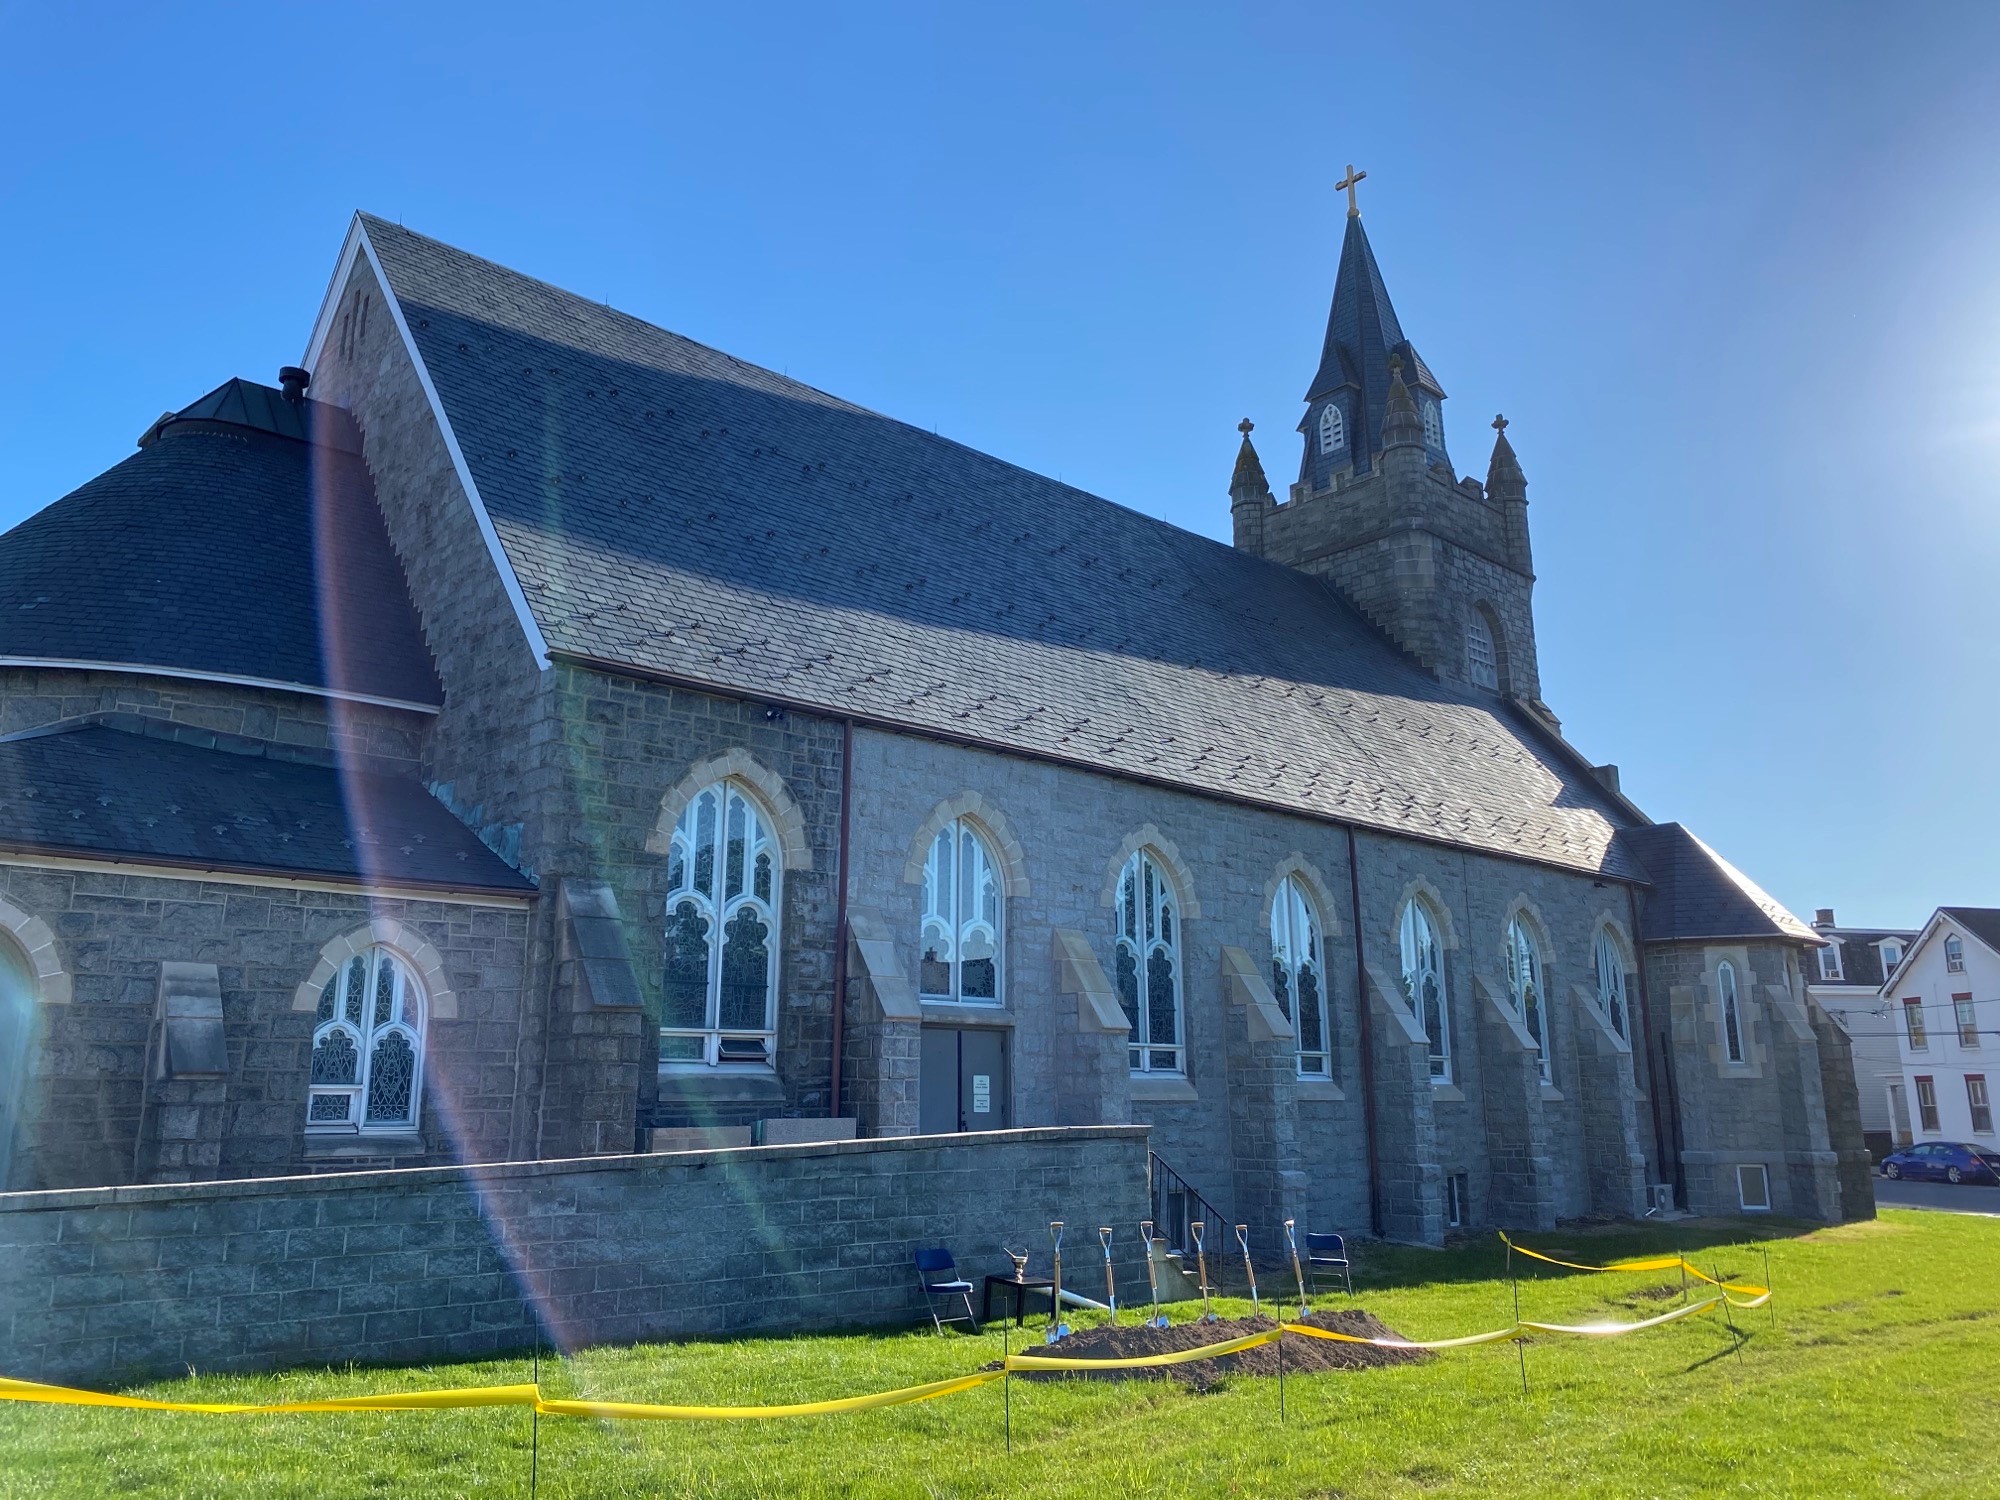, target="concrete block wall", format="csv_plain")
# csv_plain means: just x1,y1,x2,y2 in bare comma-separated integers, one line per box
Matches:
0,1125,1151,1386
